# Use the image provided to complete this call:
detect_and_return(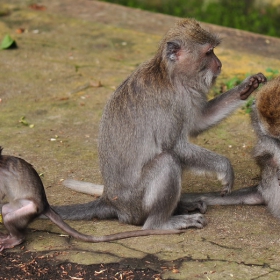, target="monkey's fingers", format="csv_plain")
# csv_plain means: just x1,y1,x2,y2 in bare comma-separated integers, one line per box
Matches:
220,185,231,196
249,73,267,89
254,73,267,84
240,73,266,100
